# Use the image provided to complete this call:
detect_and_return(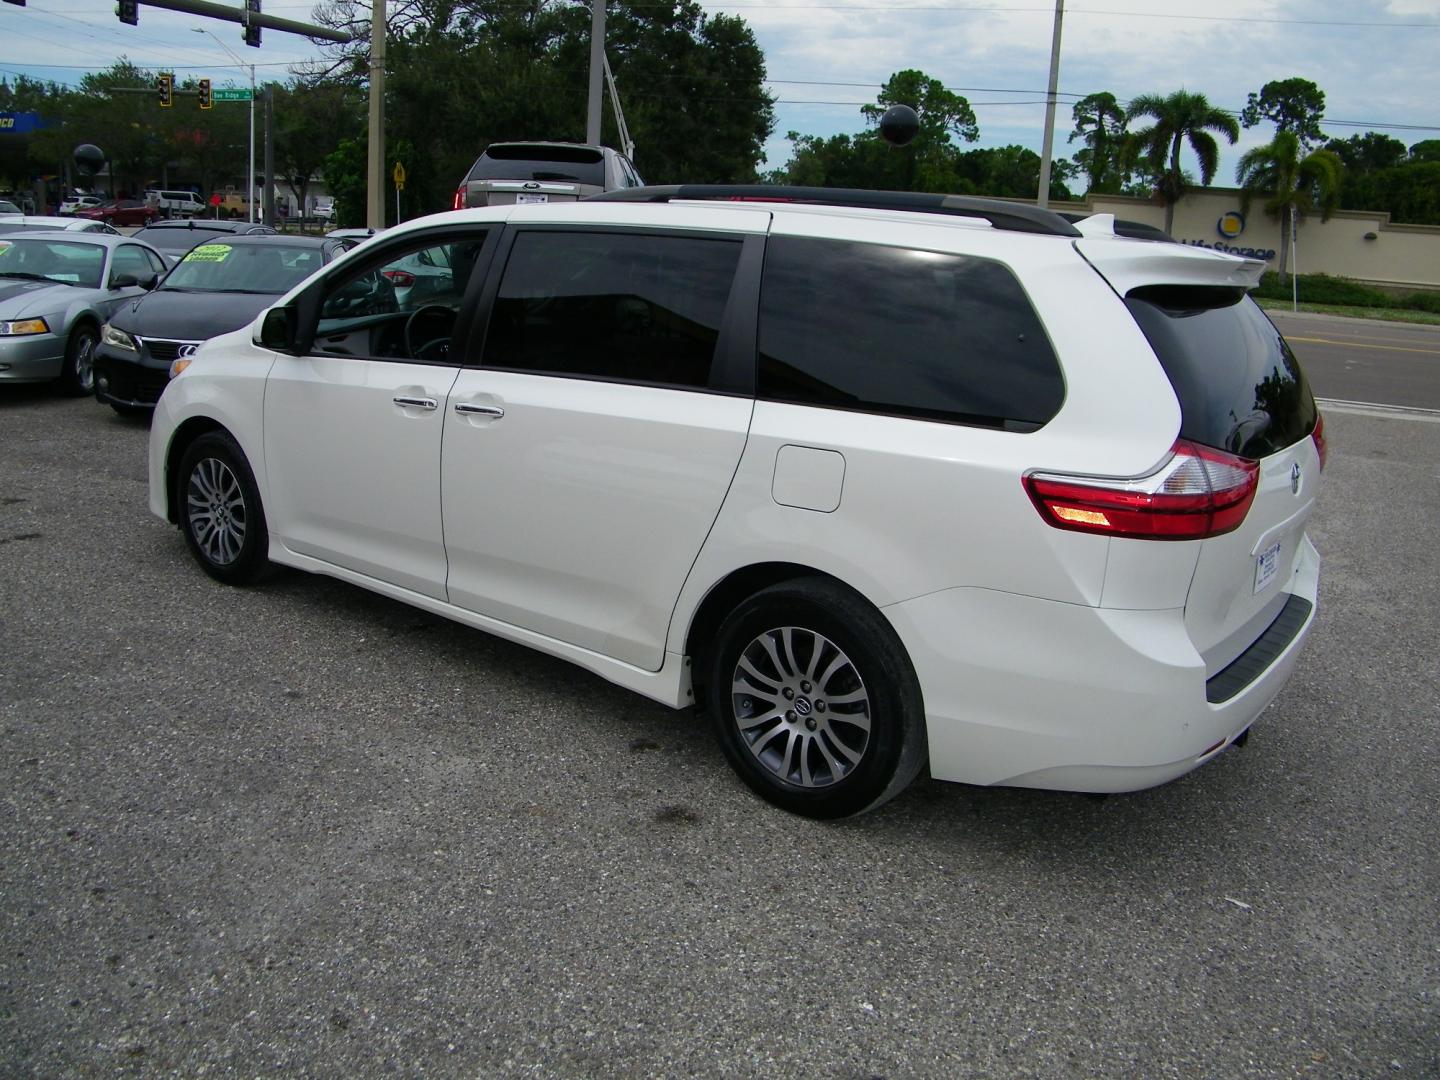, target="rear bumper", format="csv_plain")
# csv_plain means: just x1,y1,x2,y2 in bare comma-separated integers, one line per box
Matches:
885,535,1320,792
